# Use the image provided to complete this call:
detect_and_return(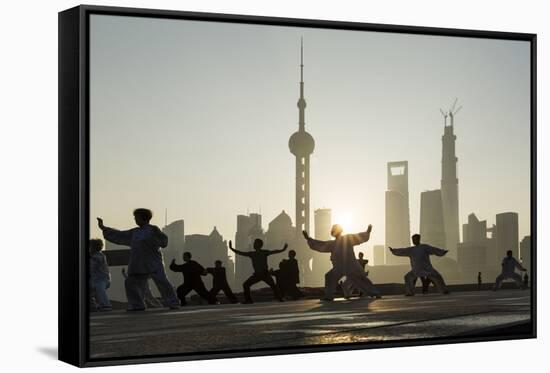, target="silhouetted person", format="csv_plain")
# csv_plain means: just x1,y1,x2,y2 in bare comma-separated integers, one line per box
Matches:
389,234,449,296
523,273,529,289
357,252,369,272
229,239,285,304
89,239,112,311
343,252,371,297
478,272,482,291
303,224,381,301
270,260,289,298
206,260,238,304
285,250,303,299
98,209,179,311
170,252,216,306
121,268,163,308
493,250,526,291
